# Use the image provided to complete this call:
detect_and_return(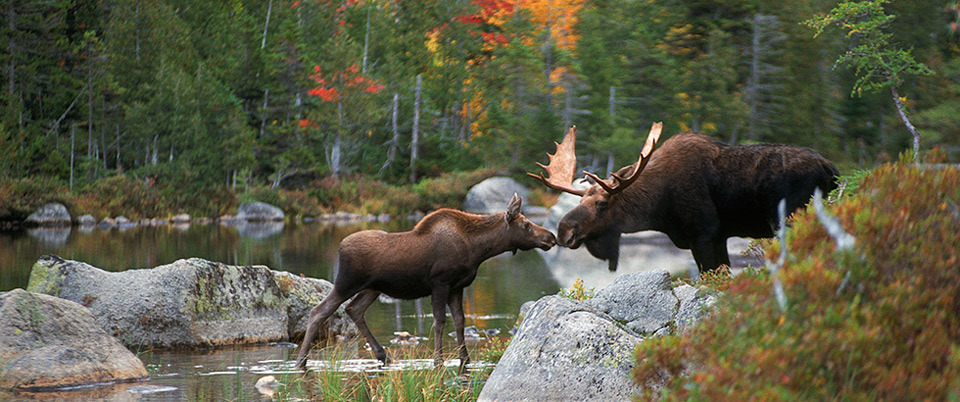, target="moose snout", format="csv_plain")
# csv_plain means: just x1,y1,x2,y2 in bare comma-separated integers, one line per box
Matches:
539,232,558,250
556,223,581,248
